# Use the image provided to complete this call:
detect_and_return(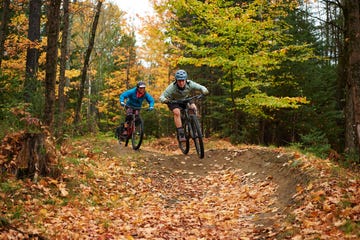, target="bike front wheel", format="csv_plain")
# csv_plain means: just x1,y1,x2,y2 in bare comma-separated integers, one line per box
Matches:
132,117,144,150
178,121,190,154
190,115,204,159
